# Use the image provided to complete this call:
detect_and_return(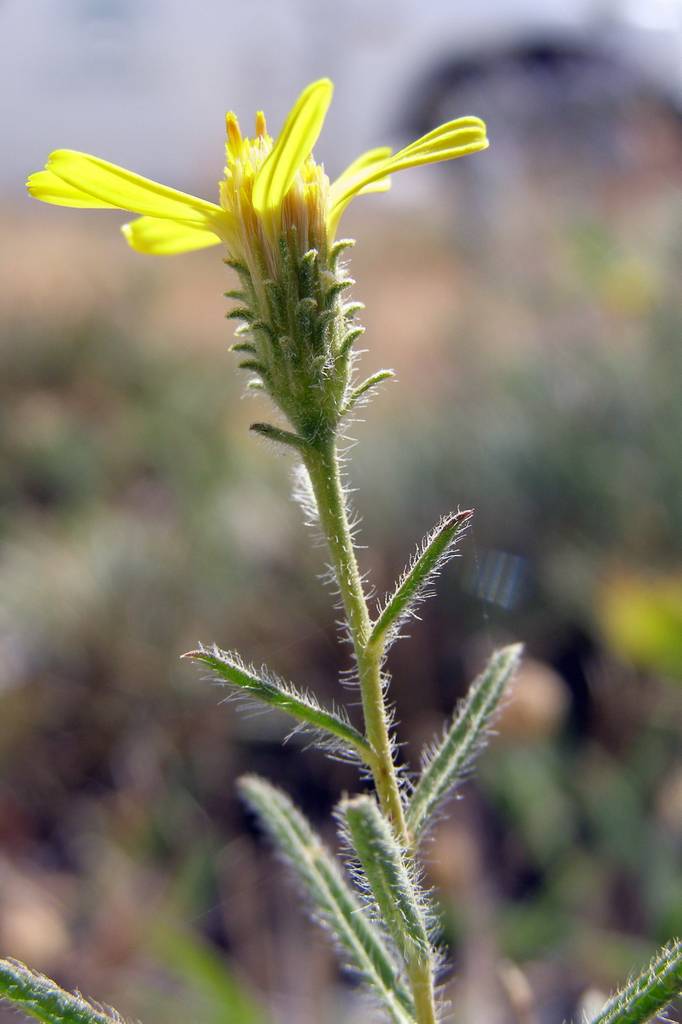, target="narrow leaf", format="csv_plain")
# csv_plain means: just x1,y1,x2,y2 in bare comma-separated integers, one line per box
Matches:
338,324,365,358
225,307,256,323
342,369,395,415
341,300,365,319
329,237,355,268
406,643,522,839
229,341,257,354
0,959,125,1024
237,360,268,376
341,795,431,965
249,422,310,453
323,277,355,308
370,511,473,651
238,775,416,1024
590,940,682,1024
184,646,373,764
